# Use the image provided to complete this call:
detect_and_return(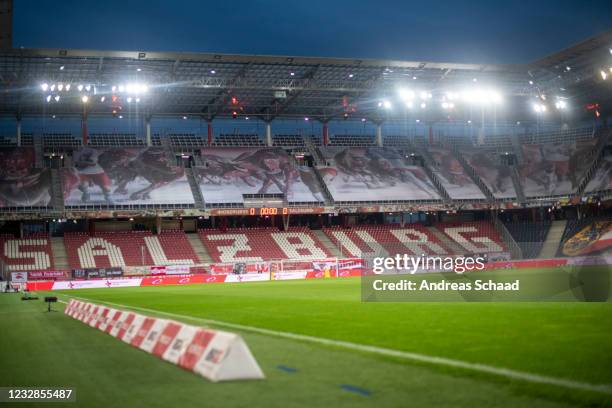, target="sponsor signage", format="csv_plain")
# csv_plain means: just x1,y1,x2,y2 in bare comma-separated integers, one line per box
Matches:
72,267,123,279
64,300,264,382
10,272,28,283
27,270,67,280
